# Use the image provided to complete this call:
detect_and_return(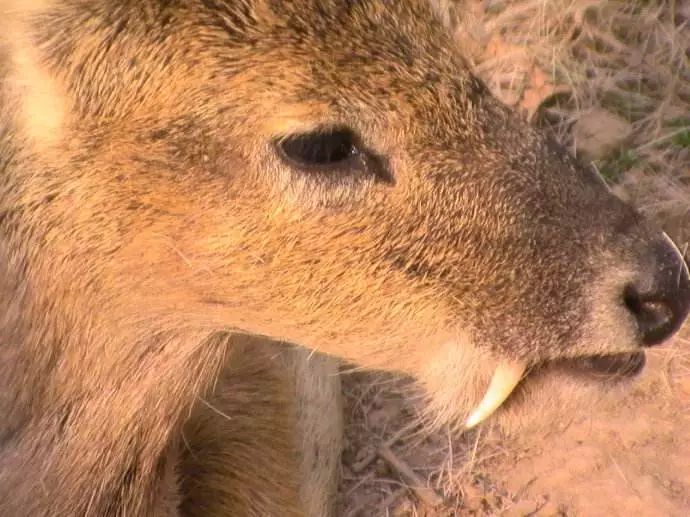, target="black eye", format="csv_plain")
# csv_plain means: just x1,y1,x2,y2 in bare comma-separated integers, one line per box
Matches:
277,128,359,169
